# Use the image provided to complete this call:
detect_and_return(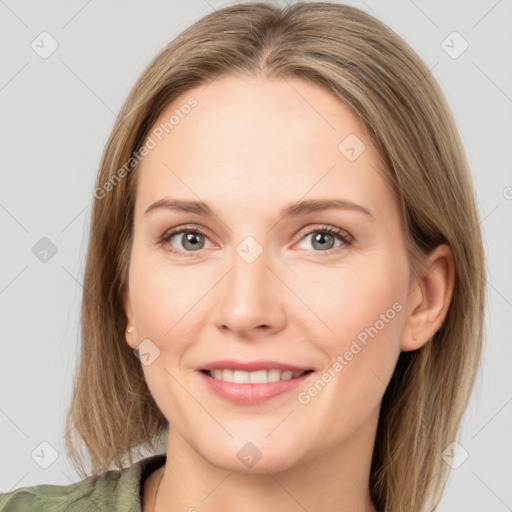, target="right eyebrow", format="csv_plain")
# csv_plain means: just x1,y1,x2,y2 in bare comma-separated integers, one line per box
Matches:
144,198,214,217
